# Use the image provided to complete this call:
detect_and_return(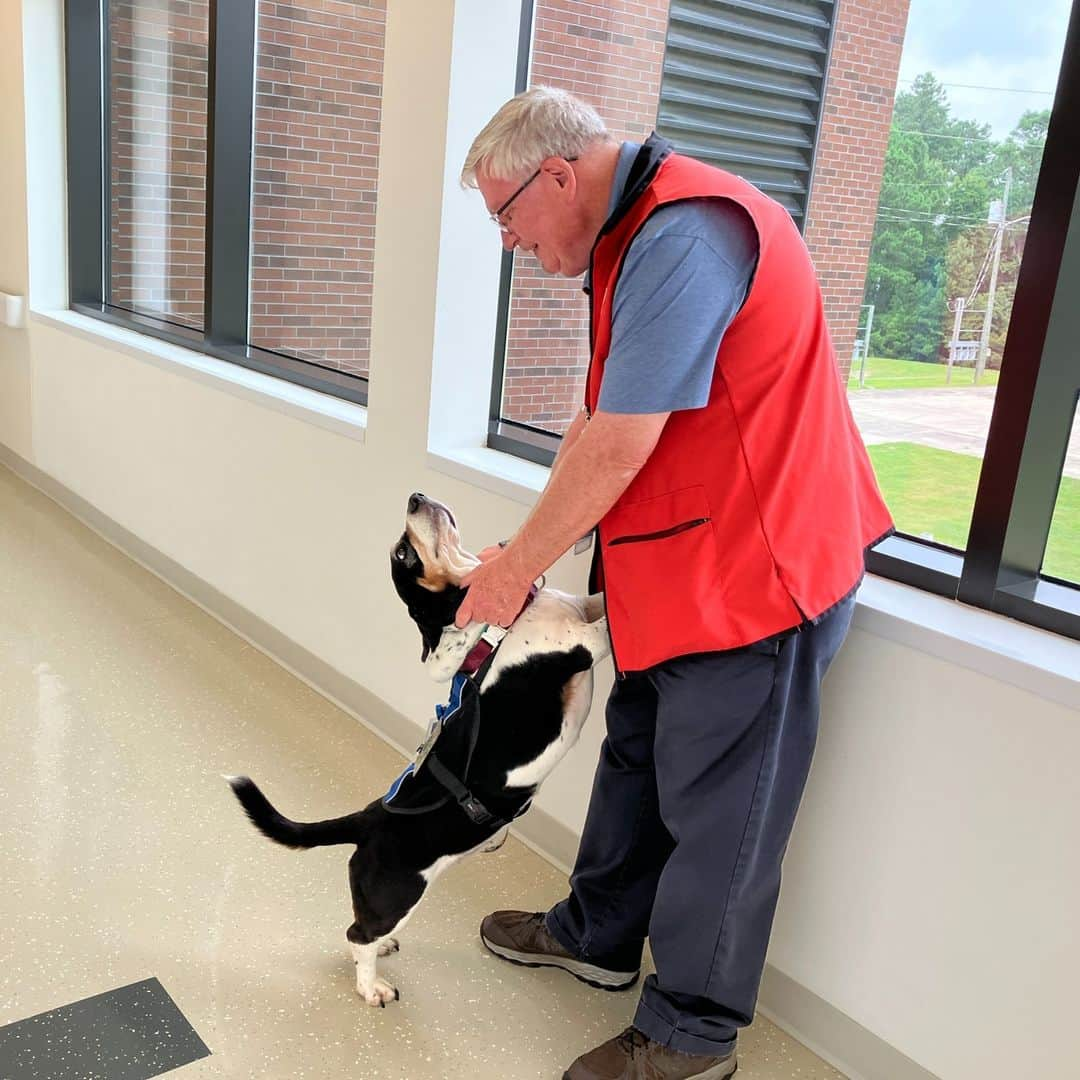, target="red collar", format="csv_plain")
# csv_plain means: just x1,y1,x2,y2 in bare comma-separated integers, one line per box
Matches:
459,585,539,676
